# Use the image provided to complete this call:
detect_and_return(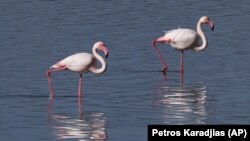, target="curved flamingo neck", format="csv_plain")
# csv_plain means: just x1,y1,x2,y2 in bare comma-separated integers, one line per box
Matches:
193,21,207,51
90,45,107,74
